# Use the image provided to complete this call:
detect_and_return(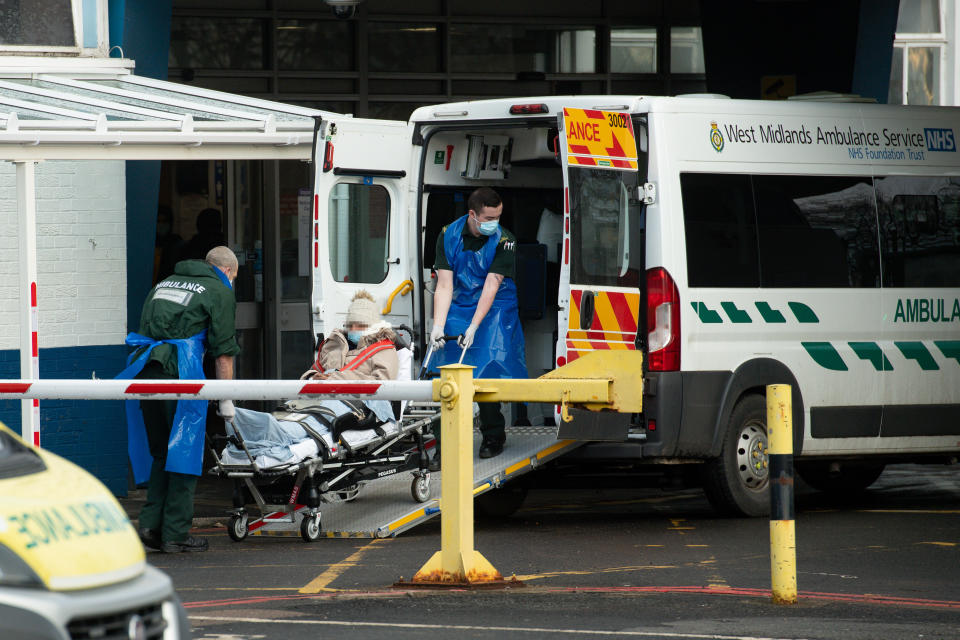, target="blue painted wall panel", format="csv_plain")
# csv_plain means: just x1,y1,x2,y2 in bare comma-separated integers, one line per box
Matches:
0,345,130,496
